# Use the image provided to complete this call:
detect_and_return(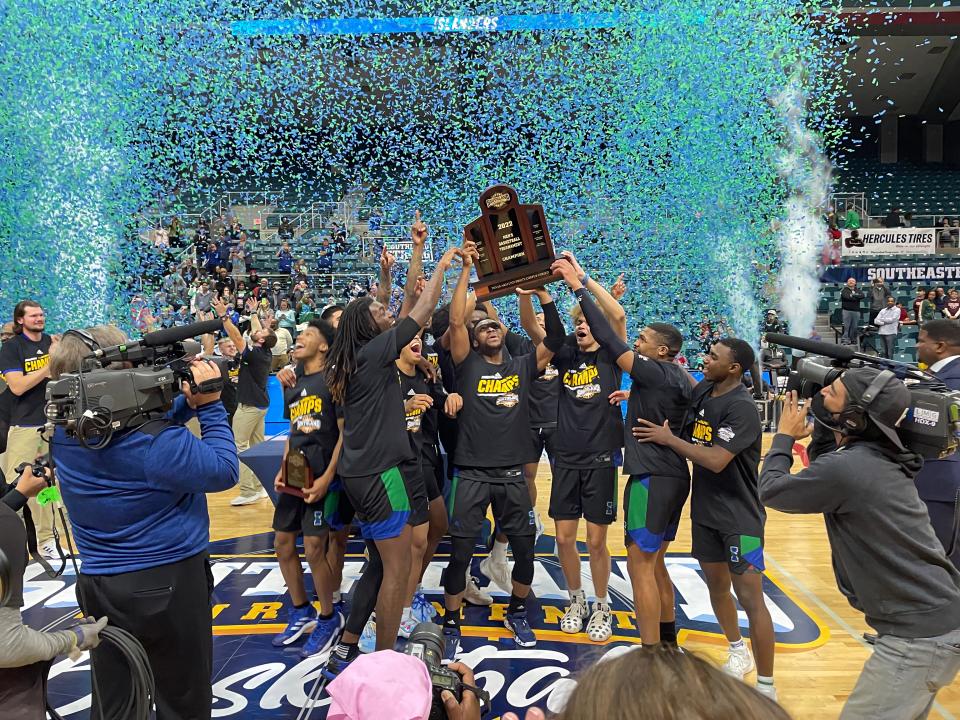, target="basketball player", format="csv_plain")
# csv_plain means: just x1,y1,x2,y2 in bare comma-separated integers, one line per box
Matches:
549,254,627,643
396,330,459,636
634,338,777,699
440,240,566,657
562,271,692,647
271,320,347,657
323,215,458,673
